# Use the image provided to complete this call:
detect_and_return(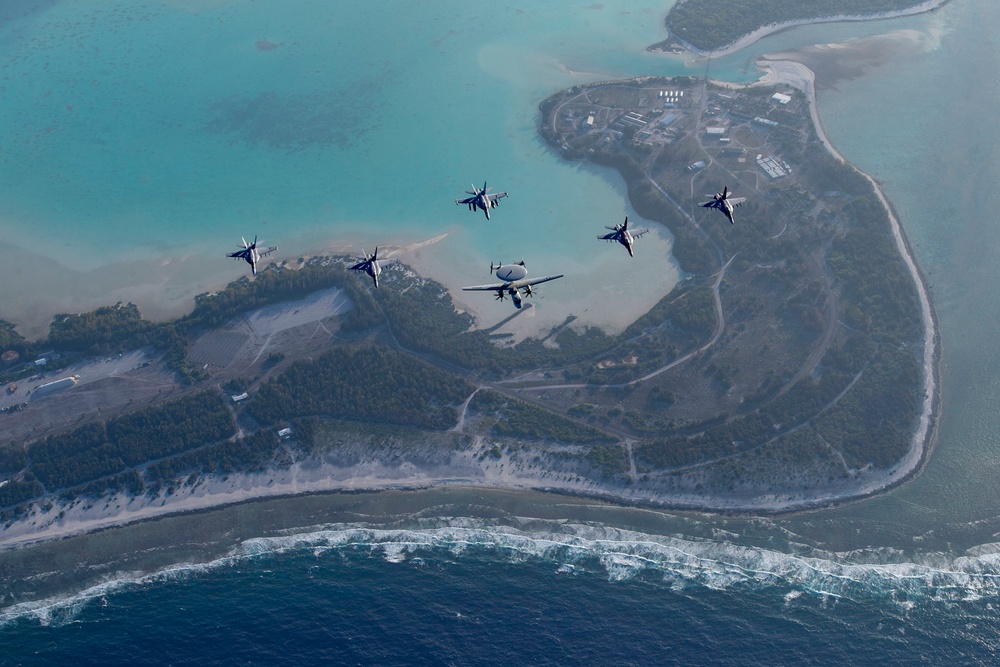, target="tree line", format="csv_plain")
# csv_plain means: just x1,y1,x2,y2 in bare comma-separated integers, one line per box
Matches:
667,0,937,52
246,345,474,430
469,389,616,446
